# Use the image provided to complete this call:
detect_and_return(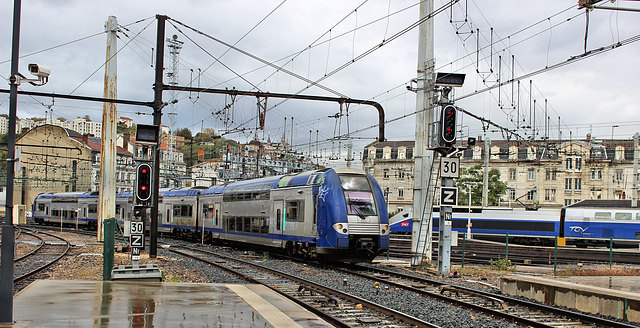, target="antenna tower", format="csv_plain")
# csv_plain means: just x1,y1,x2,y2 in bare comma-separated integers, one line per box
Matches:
166,35,183,187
